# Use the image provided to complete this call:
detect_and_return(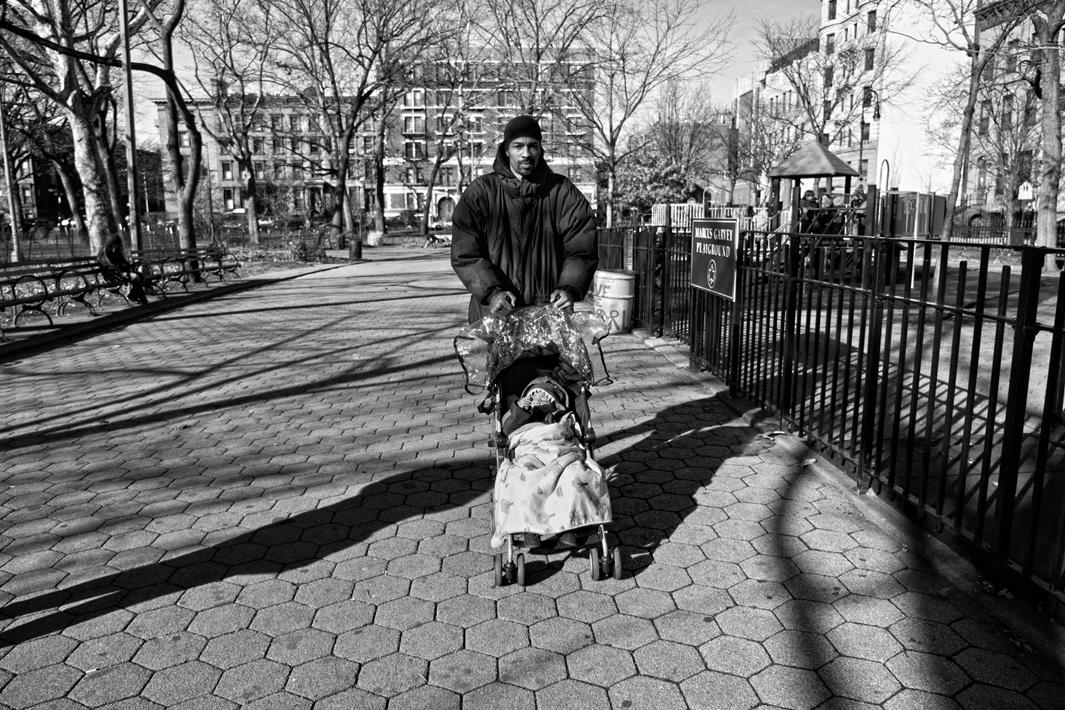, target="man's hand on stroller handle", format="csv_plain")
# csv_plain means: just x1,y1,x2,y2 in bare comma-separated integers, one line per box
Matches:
489,290,517,315
549,288,574,311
